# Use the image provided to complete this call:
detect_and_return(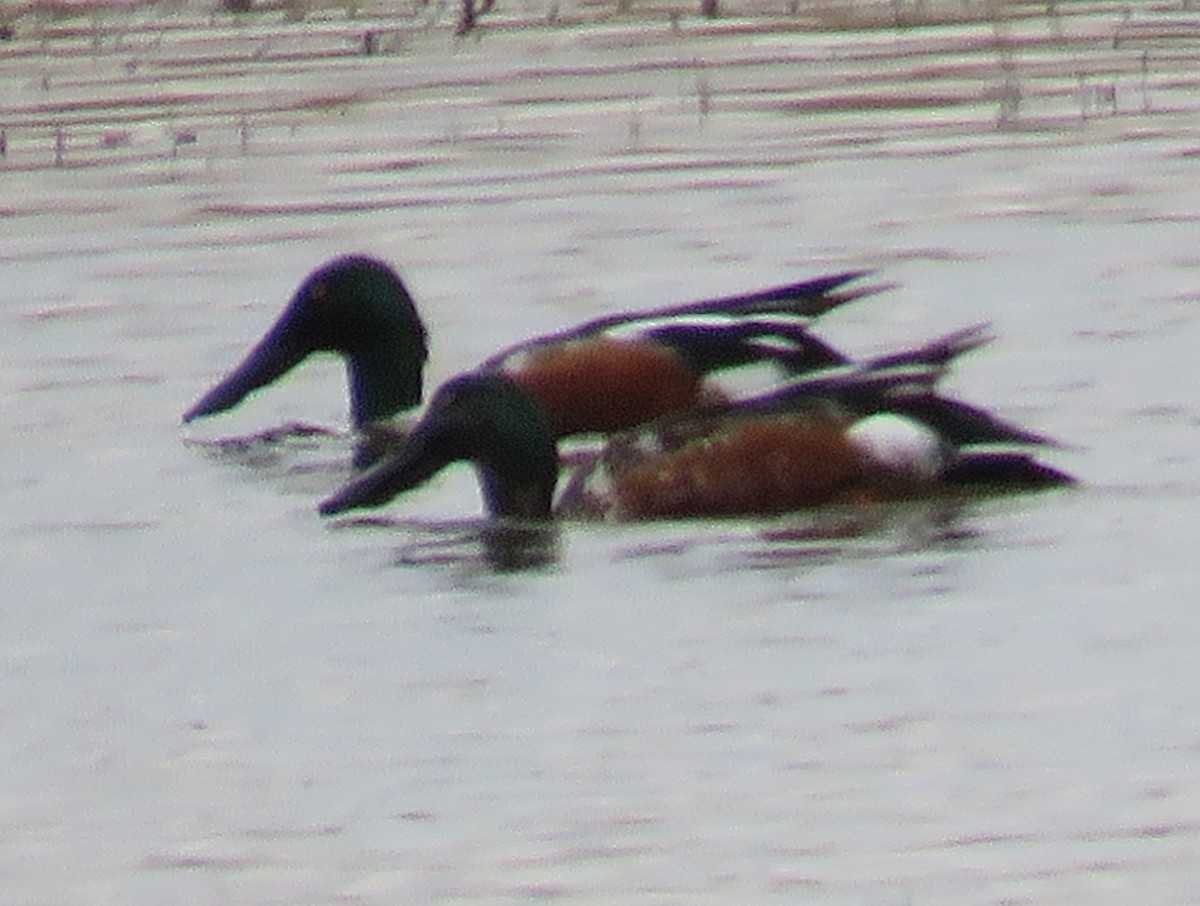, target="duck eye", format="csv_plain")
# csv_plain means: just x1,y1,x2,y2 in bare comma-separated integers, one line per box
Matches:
308,280,328,303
